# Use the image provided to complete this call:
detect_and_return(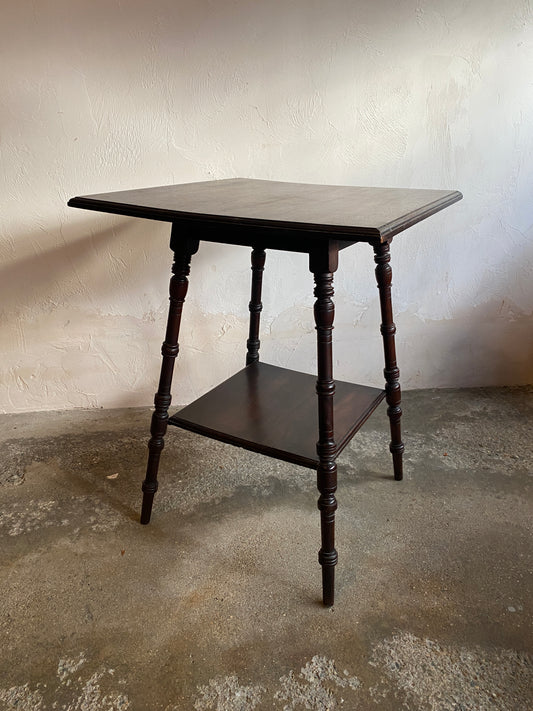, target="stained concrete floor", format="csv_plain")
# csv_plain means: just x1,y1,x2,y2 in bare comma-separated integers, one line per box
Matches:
0,387,532,710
